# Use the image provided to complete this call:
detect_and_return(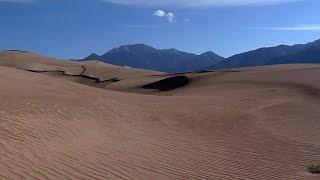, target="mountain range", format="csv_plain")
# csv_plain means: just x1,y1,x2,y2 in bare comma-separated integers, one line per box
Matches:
208,39,320,70
84,39,320,72
83,44,224,73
